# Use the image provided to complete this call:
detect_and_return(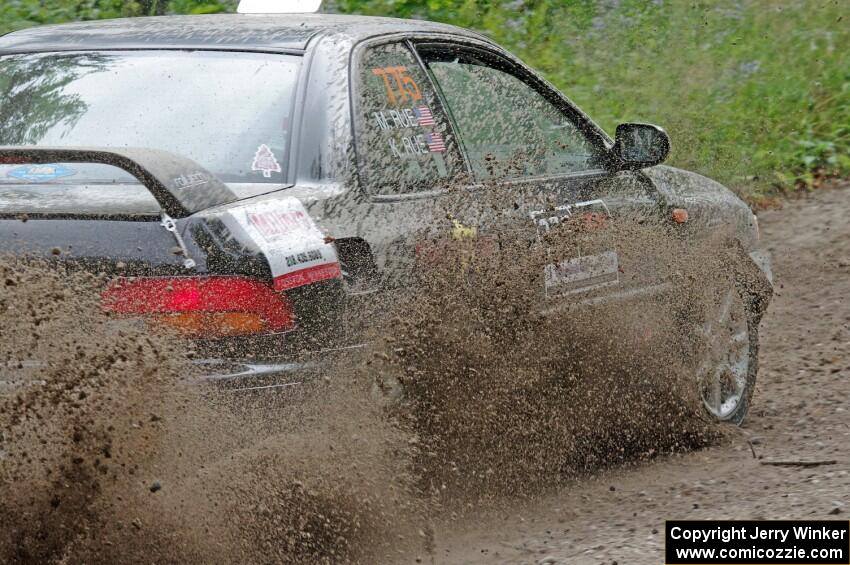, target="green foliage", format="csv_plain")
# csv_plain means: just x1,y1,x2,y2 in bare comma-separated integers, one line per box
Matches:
2,0,846,201
0,0,235,34
330,0,849,201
